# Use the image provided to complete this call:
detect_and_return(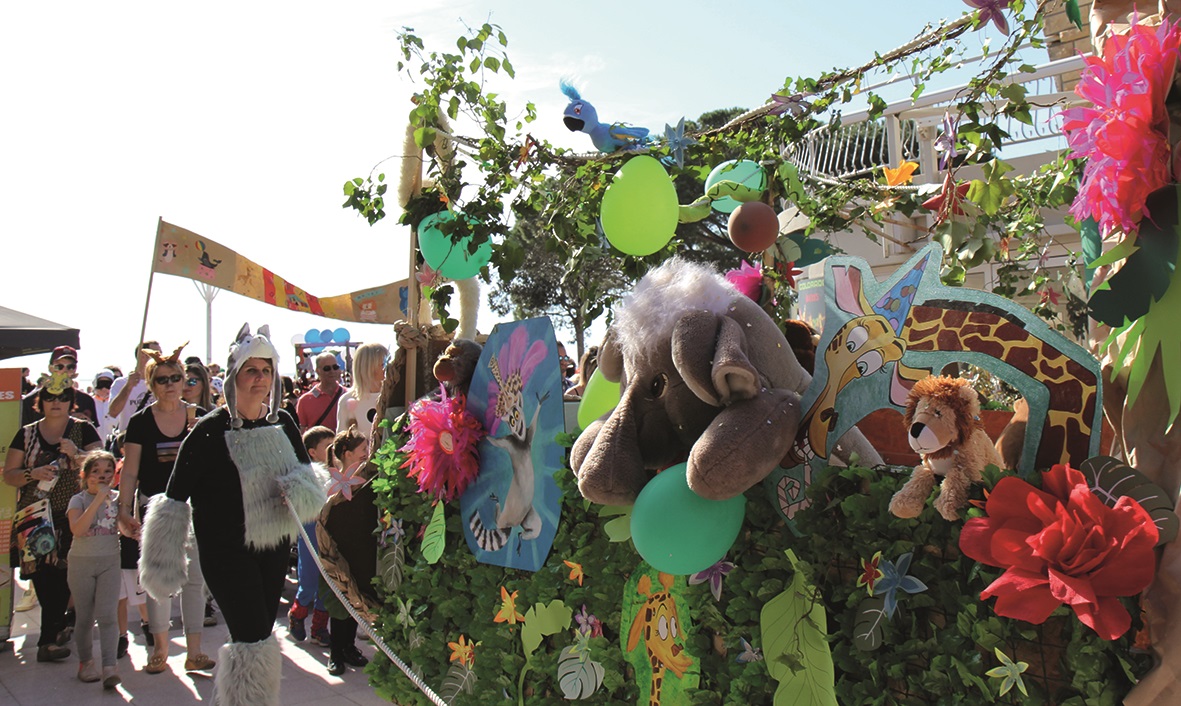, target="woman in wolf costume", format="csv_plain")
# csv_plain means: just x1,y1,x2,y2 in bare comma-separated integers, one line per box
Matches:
140,324,325,705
